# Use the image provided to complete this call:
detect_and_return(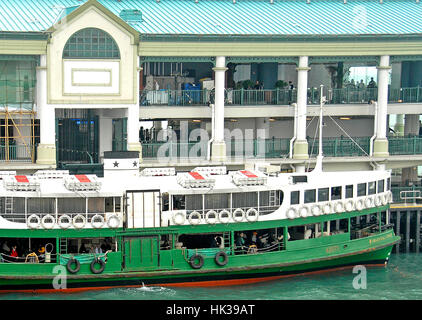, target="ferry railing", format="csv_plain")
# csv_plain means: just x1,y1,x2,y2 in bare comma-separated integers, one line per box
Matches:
0,212,116,226
399,190,422,205
0,252,58,264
